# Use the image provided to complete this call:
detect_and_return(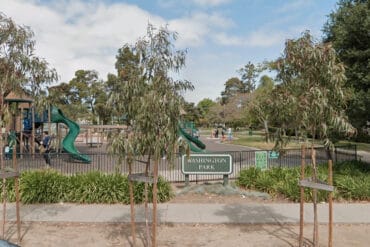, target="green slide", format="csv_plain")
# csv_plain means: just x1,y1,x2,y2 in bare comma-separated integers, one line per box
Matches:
178,126,206,153
51,106,91,163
